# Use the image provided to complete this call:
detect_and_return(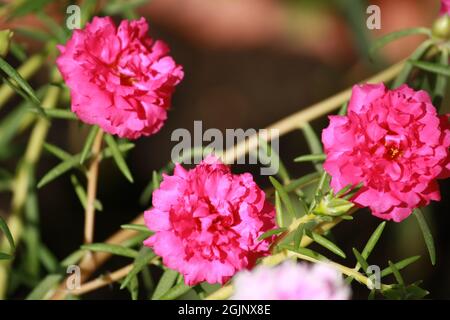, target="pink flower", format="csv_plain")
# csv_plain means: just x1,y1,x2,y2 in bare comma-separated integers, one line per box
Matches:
232,261,351,300
56,17,184,139
322,83,450,222
143,156,276,286
441,0,450,15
